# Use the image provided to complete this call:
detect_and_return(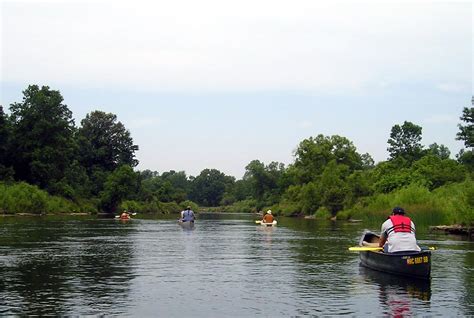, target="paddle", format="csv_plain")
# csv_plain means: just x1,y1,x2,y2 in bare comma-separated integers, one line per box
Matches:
115,212,137,218
255,220,262,224
348,246,436,252
349,246,383,251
